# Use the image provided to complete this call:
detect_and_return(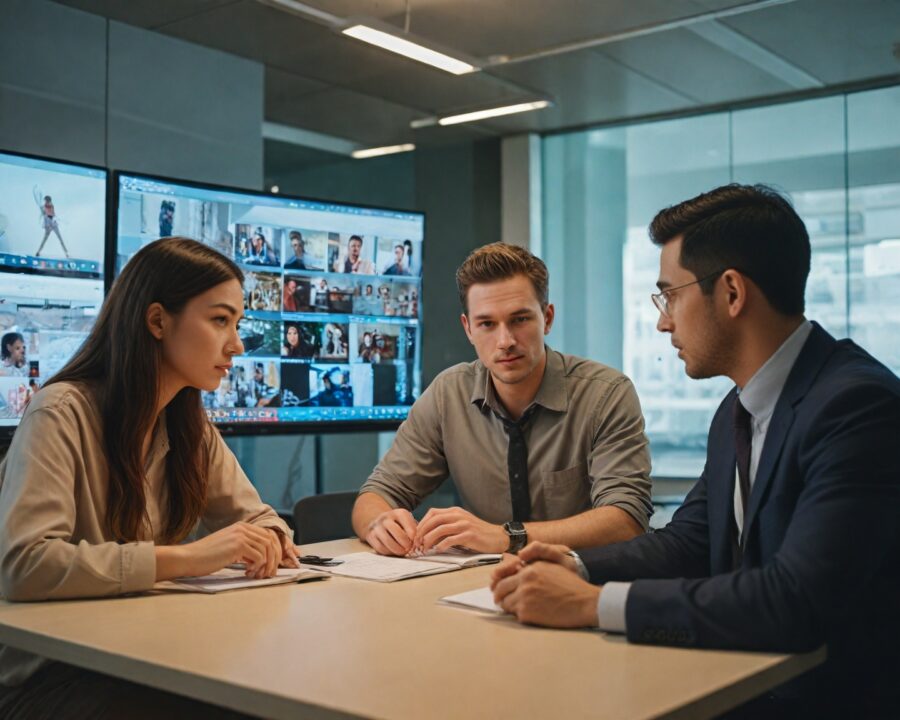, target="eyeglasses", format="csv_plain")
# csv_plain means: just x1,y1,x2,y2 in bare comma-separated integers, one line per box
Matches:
651,270,725,317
